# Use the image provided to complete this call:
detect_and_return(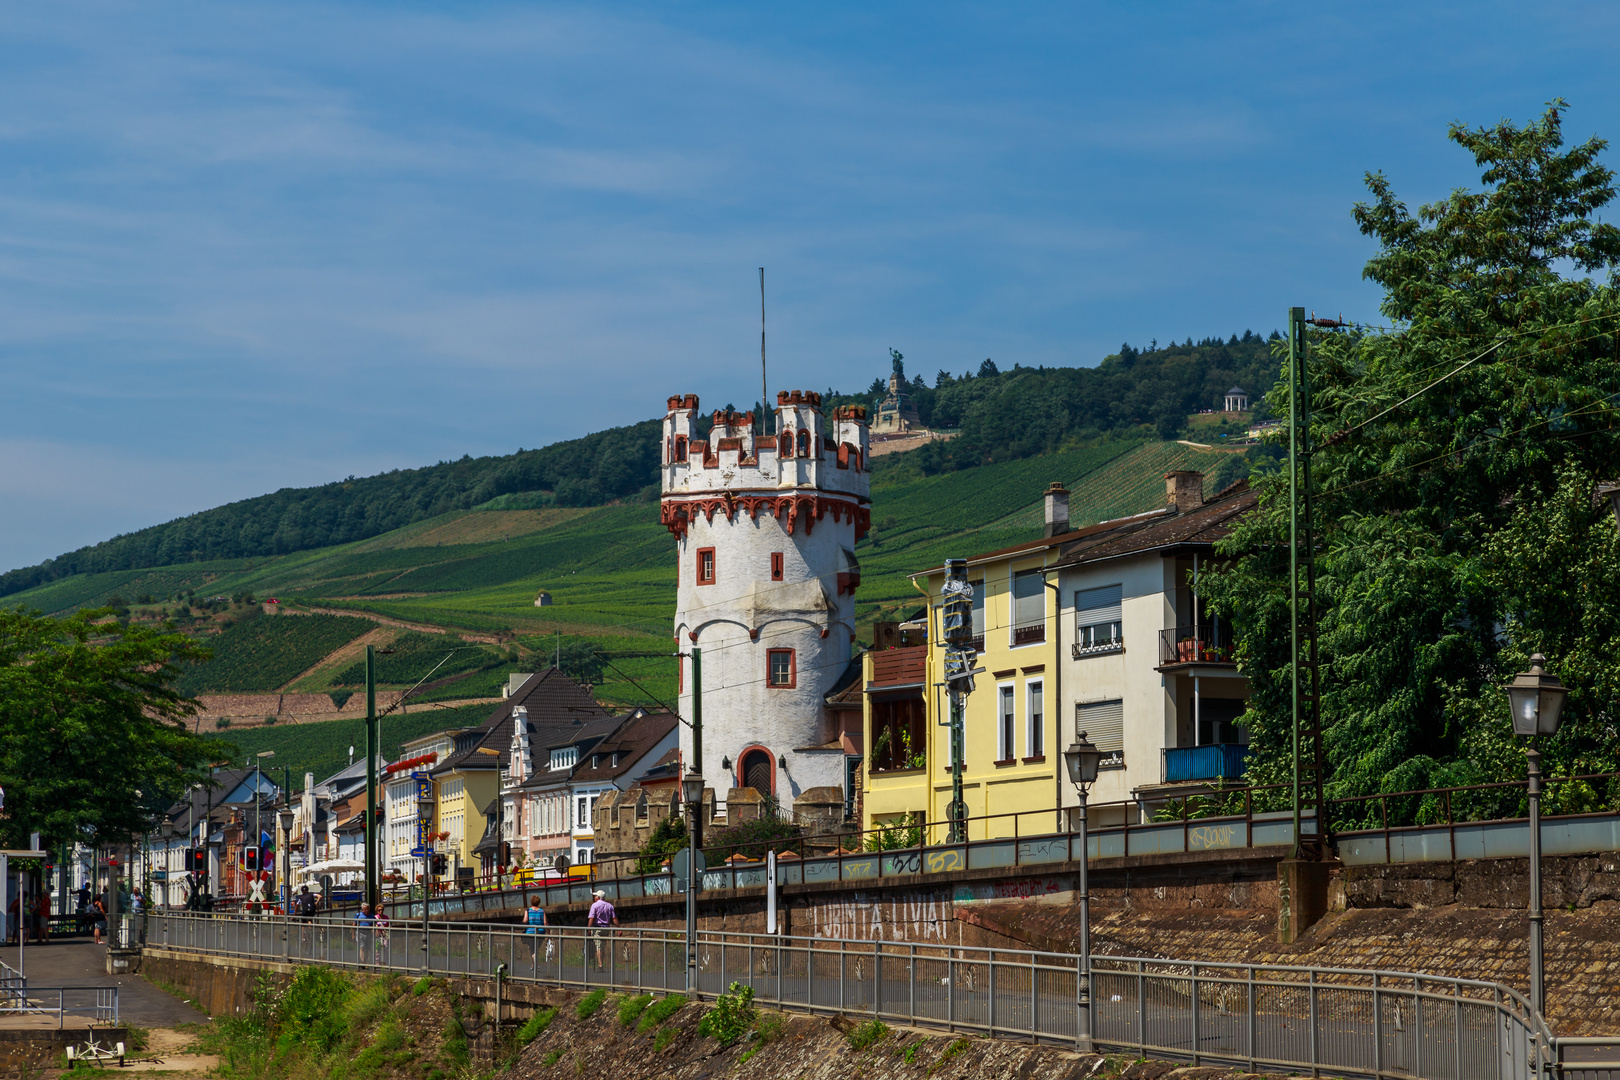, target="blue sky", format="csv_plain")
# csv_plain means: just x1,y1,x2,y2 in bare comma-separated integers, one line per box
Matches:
3,1,1619,572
